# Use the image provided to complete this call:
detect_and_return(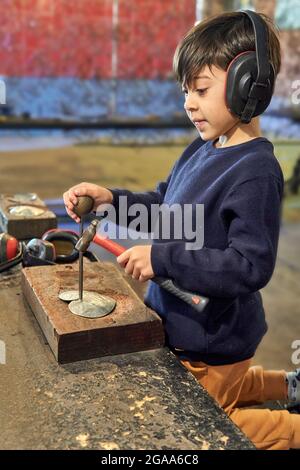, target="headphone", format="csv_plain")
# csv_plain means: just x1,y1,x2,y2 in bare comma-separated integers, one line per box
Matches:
0,229,97,272
0,233,23,273
225,10,275,124
41,229,79,263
